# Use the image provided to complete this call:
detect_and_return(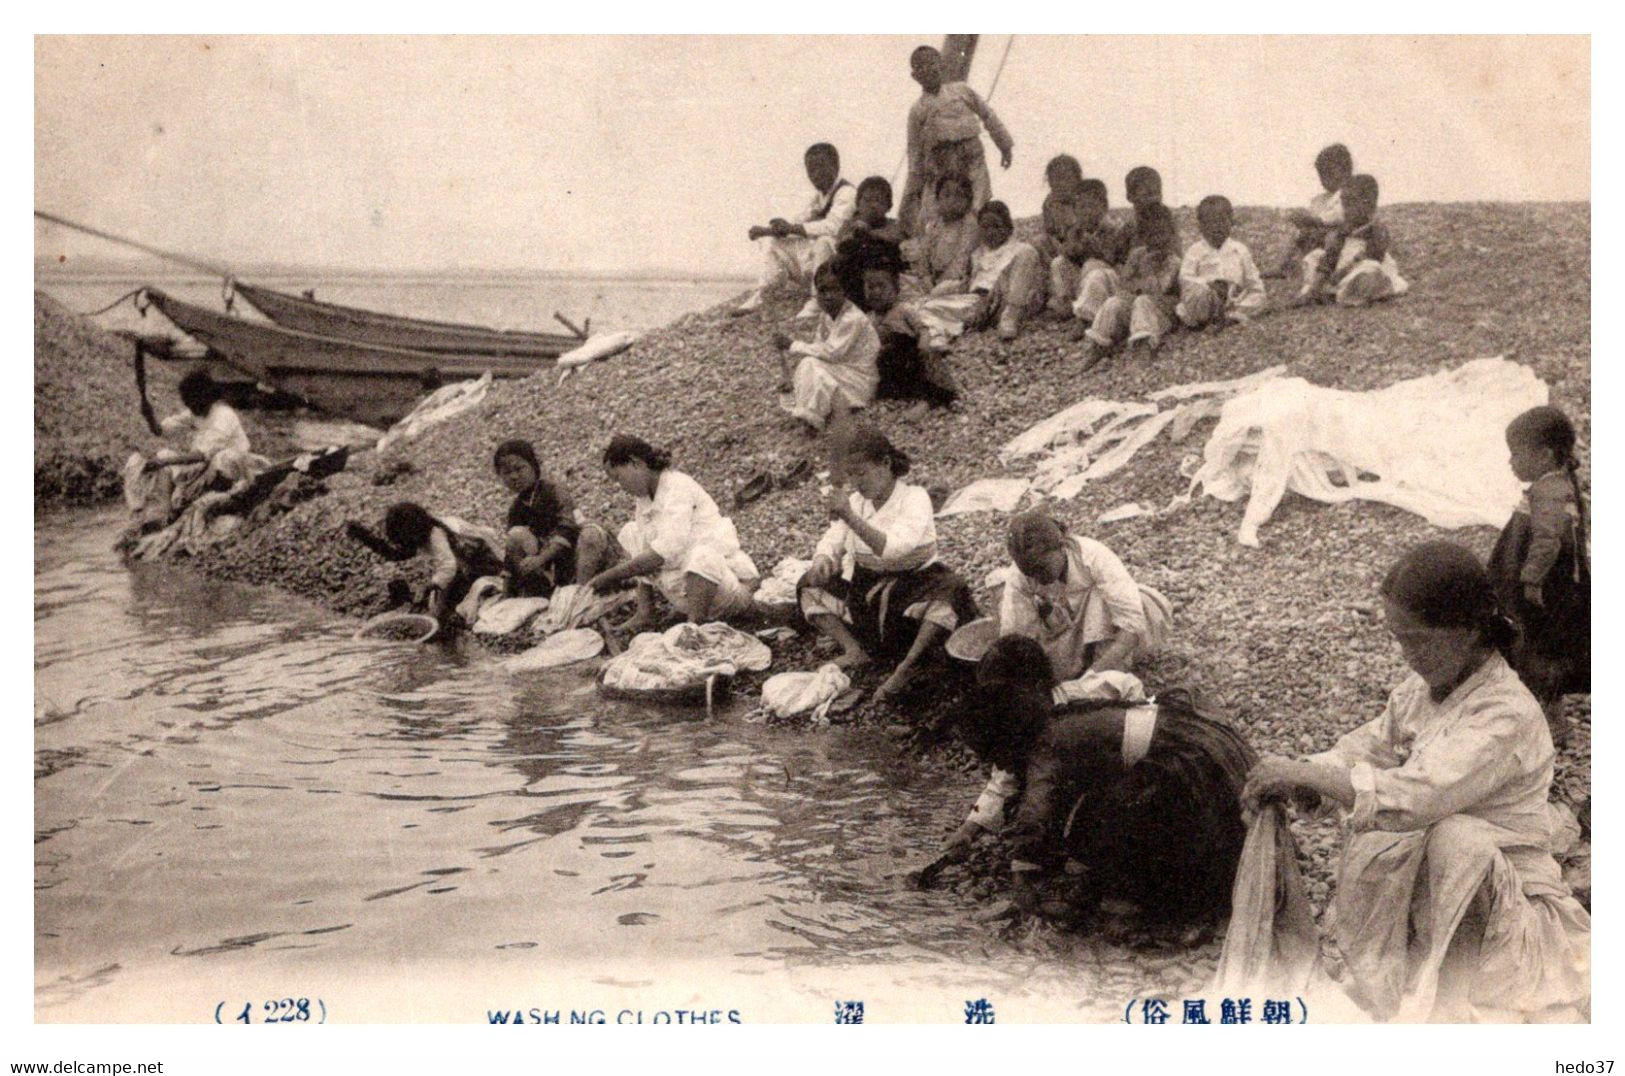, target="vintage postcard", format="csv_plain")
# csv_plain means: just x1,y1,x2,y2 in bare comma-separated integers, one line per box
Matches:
30,30,1593,1066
